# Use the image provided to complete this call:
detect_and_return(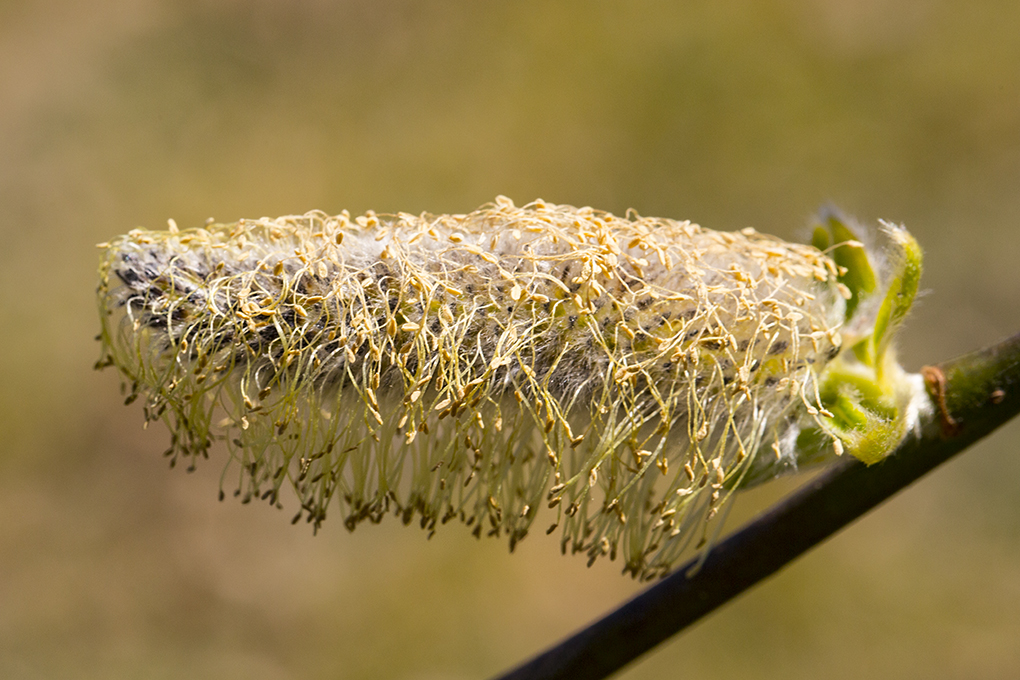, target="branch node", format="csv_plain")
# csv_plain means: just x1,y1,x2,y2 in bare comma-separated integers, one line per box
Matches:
922,364,960,436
